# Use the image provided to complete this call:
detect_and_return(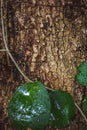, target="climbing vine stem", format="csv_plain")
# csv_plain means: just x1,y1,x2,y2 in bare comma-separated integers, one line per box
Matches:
1,0,32,83
0,0,54,91
1,0,87,124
